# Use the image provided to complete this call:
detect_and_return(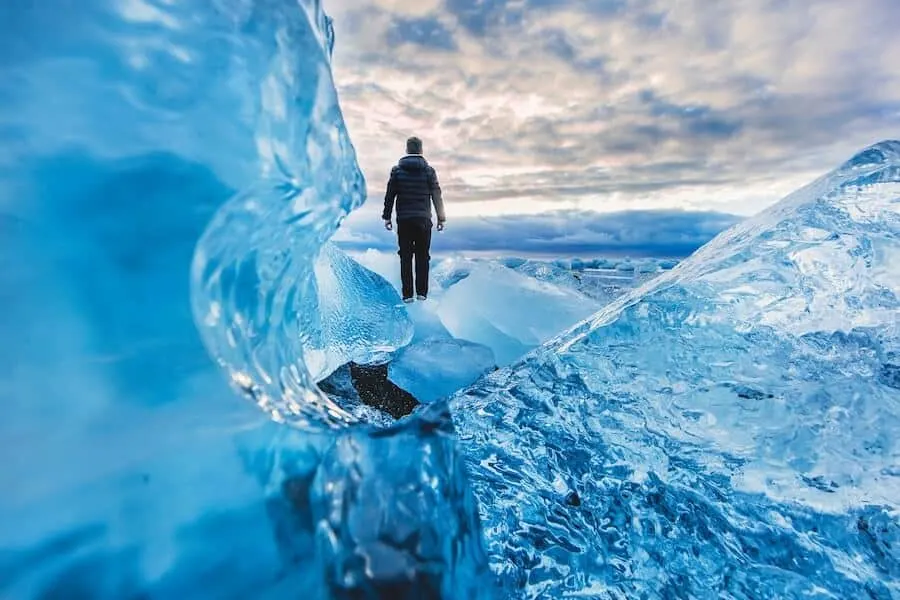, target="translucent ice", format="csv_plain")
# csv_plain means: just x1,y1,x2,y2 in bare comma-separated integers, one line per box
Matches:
0,1,340,595
349,248,405,292
403,300,455,343
311,407,494,598
505,257,672,303
436,260,601,365
450,140,900,598
350,251,606,369
6,0,900,598
389,338,497,403
306,242,412,382
0,0,482,597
